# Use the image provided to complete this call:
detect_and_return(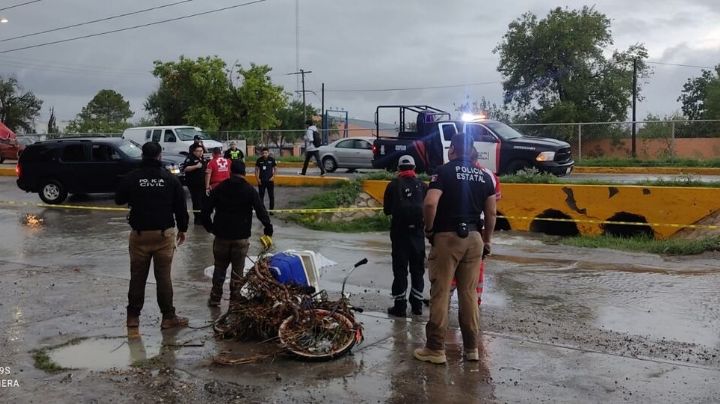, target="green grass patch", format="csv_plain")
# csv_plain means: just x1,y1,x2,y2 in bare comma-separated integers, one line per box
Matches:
246,155,305,164
362,171,431,181
578,157,720,168
557,235,720,255
32,350,65,373
292,214,390,233
284,178,390,232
